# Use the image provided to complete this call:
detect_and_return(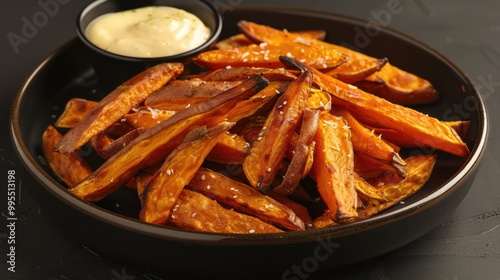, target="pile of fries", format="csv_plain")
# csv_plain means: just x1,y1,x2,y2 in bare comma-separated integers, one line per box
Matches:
42,21,470,233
